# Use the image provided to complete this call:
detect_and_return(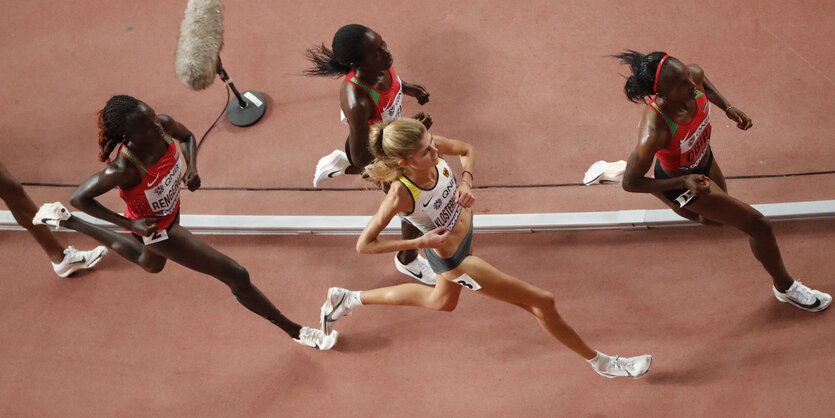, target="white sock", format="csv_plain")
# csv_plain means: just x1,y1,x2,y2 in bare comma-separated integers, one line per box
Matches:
347,290,363,308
